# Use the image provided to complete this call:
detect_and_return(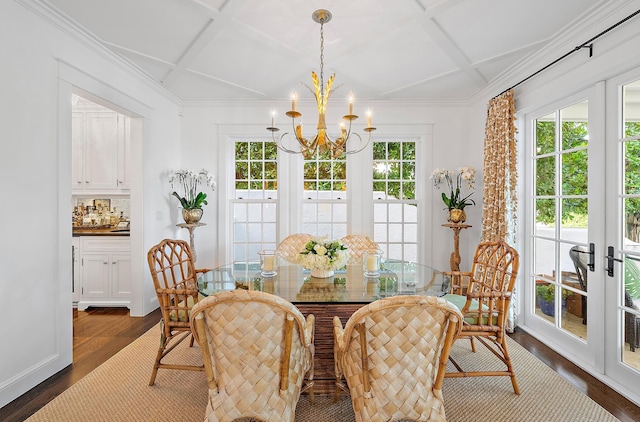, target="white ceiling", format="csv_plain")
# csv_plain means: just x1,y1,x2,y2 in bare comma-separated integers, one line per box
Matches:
45,0,608,103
